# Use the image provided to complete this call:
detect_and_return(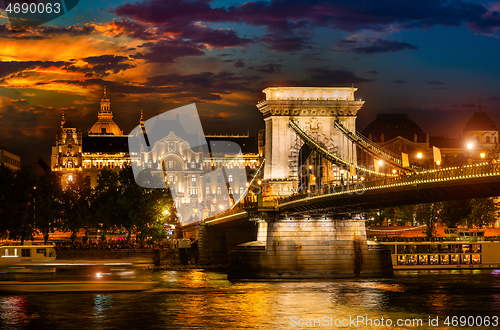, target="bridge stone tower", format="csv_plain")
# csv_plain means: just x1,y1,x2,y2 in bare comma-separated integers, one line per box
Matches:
257,87,365,197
